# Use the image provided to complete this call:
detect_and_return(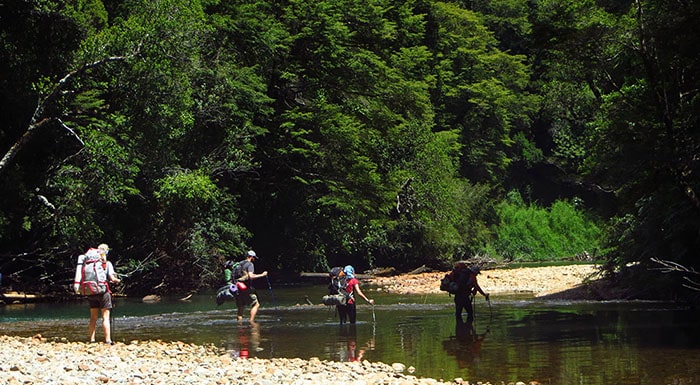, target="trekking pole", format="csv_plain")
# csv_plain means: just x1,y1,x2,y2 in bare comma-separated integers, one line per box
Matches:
110,301,114,341
265,275,281,321
371,303,376,324
486,295,493,320
110,291,116,342
470,293,476,322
